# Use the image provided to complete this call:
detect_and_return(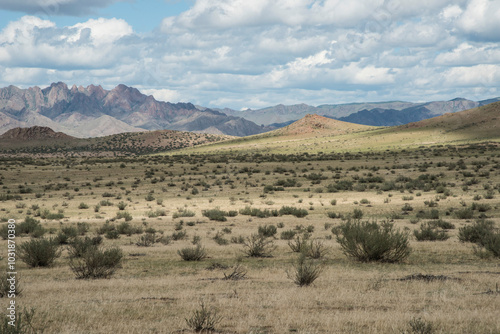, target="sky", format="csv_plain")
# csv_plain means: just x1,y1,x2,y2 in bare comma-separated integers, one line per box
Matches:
1,0,500,110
